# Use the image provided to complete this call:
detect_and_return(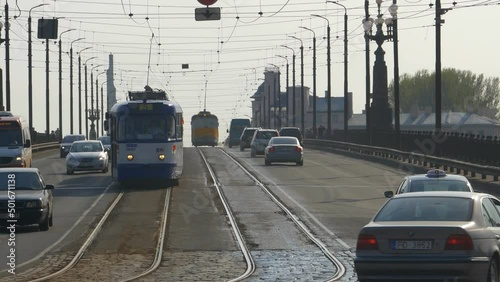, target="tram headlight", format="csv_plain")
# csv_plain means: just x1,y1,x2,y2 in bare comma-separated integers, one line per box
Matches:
158,154,165,161
127,154,134,161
